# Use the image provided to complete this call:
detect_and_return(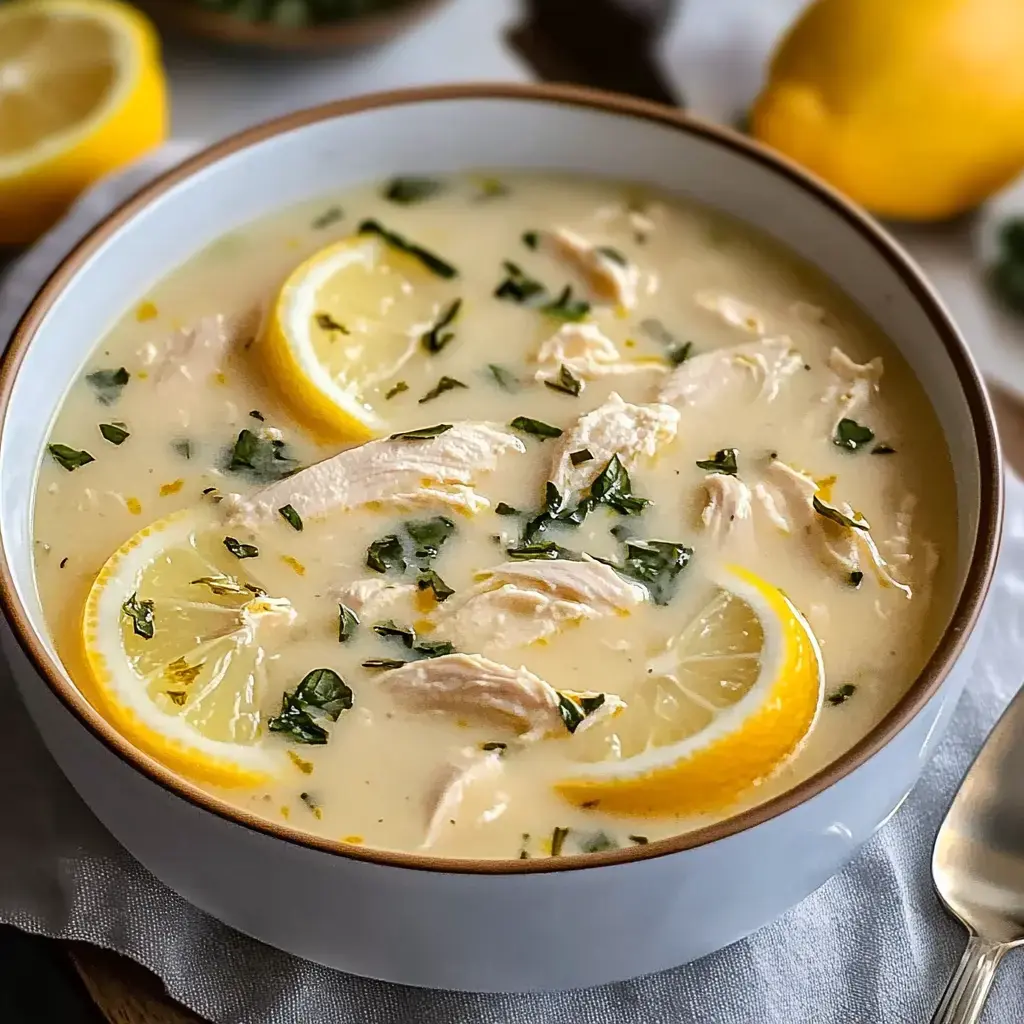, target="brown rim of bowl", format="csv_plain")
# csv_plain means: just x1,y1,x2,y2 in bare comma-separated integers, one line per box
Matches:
136,0,448,50
0,82,1003,875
